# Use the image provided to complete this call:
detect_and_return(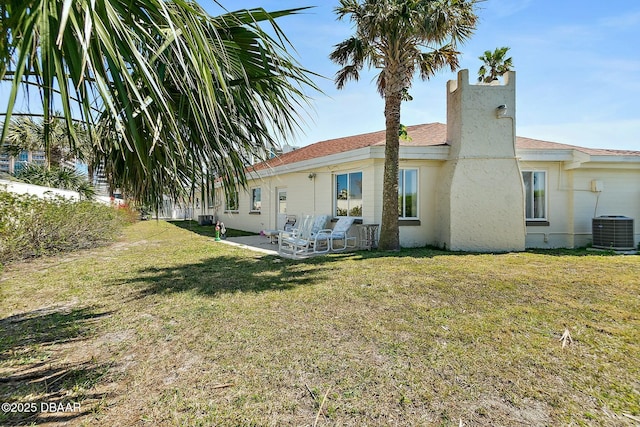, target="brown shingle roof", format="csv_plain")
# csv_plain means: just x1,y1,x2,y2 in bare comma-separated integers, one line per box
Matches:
252,123,640,171
515,135,640,156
